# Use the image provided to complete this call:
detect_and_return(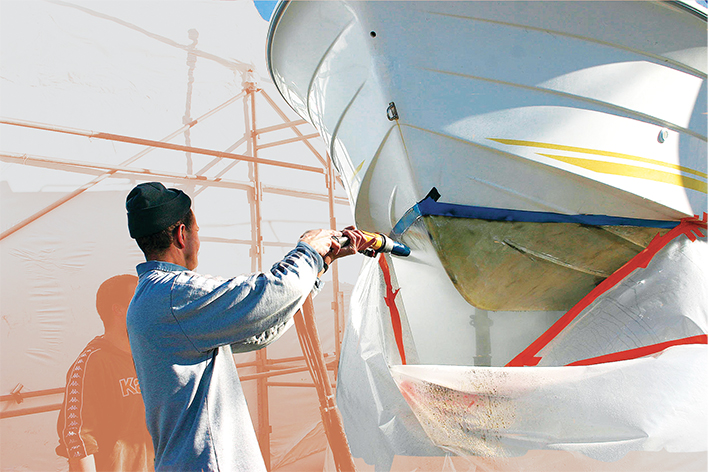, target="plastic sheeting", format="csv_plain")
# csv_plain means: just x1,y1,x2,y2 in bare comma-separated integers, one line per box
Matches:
537,232,707,366
393,345,707,461
337,254,442,469
337,222,707,471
